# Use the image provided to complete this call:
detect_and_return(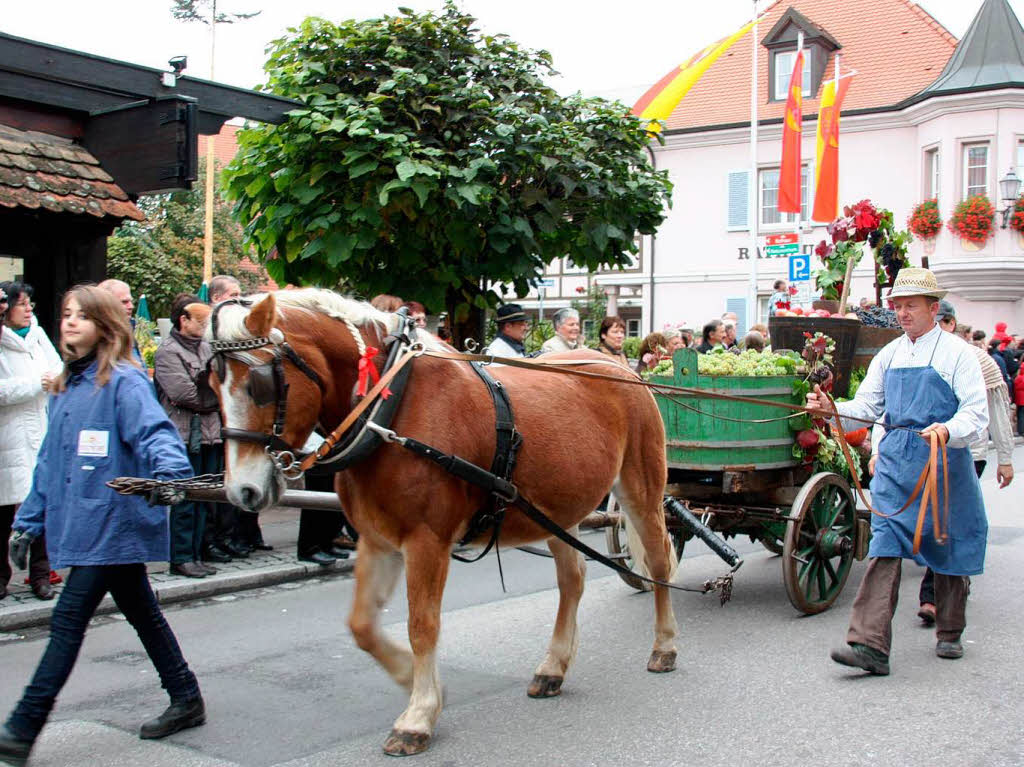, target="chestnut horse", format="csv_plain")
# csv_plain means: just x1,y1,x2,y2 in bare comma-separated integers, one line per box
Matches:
207,289,677,756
